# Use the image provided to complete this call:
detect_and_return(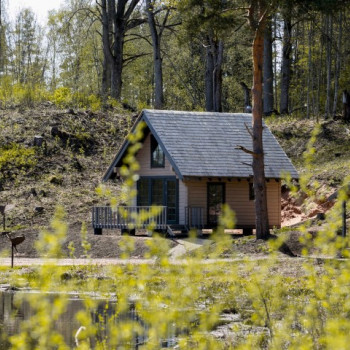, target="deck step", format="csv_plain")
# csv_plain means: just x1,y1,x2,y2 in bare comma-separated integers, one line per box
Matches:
167,225,189,237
